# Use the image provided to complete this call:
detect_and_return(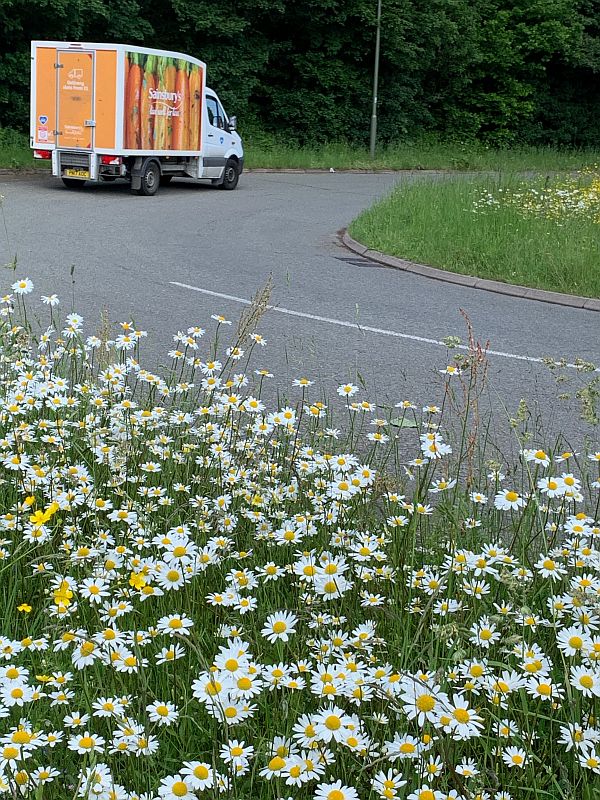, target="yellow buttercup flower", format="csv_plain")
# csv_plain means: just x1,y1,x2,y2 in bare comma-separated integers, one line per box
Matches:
129,572,147,589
